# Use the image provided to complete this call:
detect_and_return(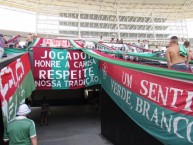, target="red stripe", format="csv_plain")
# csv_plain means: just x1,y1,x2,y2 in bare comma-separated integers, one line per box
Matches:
33,47,52,89
100,61,193,116
35,38,43,47
6,35,20,44
93,50,122,61
74,40,84,48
